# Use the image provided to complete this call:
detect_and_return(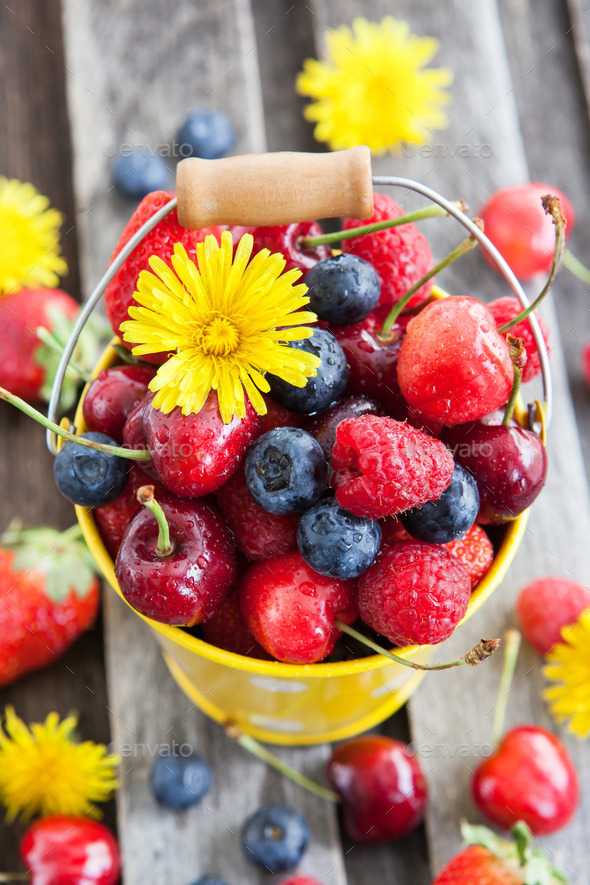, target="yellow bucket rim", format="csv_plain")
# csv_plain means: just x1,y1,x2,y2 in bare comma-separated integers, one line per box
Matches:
74,320,530,679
